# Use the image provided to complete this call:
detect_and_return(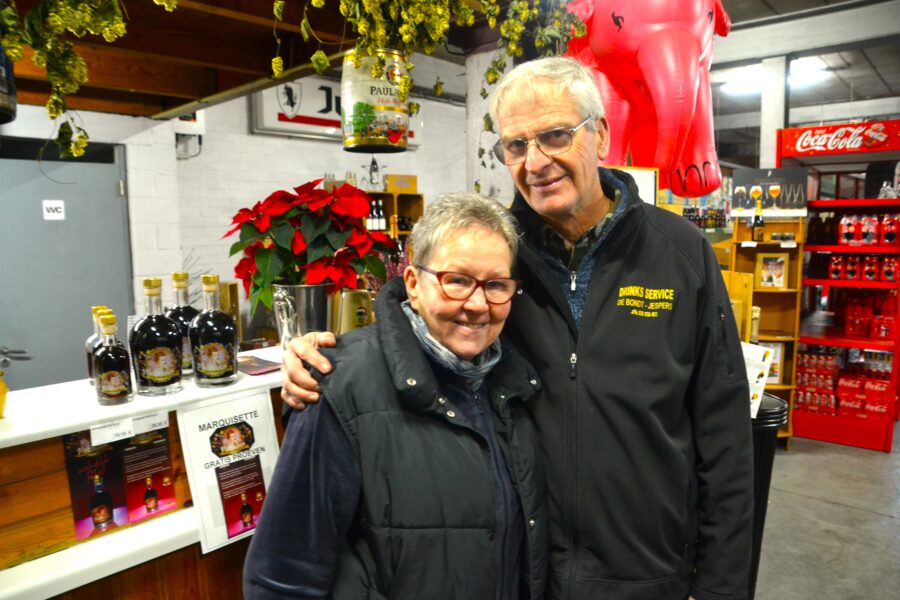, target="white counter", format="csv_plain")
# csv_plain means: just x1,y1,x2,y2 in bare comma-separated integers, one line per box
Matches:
0,347,284,599
0,347,284,450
